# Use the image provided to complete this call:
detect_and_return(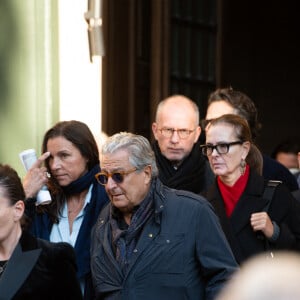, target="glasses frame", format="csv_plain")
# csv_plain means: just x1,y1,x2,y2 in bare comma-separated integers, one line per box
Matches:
201,141,244,156
159,127,195,139
95,168,137,185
